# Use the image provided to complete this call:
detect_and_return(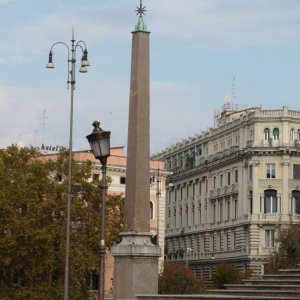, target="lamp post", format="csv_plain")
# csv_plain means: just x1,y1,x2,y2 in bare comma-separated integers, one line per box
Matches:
151,169,161,243
86,121,111,300
46,32,90,300
185,247,193,268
